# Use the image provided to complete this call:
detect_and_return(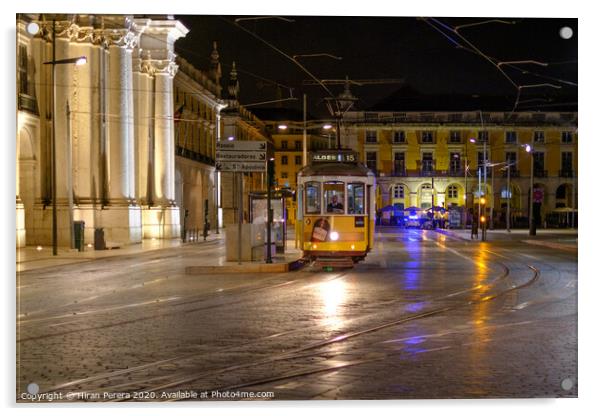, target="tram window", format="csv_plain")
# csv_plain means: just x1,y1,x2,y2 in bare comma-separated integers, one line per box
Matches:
347,183,365,214
324,181,345,214
305,182,321,214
